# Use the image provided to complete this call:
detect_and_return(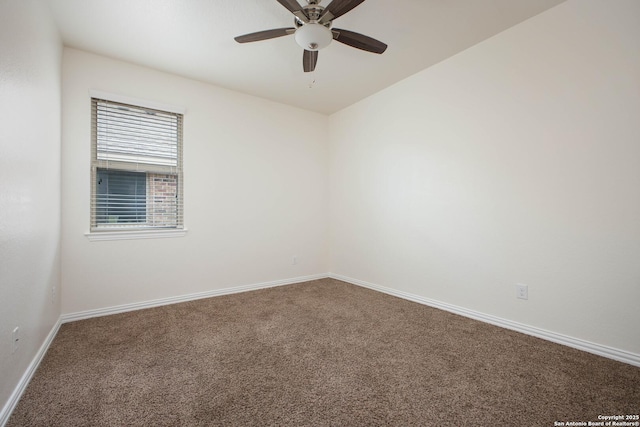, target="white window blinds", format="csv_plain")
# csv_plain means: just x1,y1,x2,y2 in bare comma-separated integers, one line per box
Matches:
90,98,183,231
